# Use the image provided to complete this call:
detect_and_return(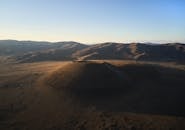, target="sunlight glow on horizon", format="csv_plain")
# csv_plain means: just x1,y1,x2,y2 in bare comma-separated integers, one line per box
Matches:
0,0,185,44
